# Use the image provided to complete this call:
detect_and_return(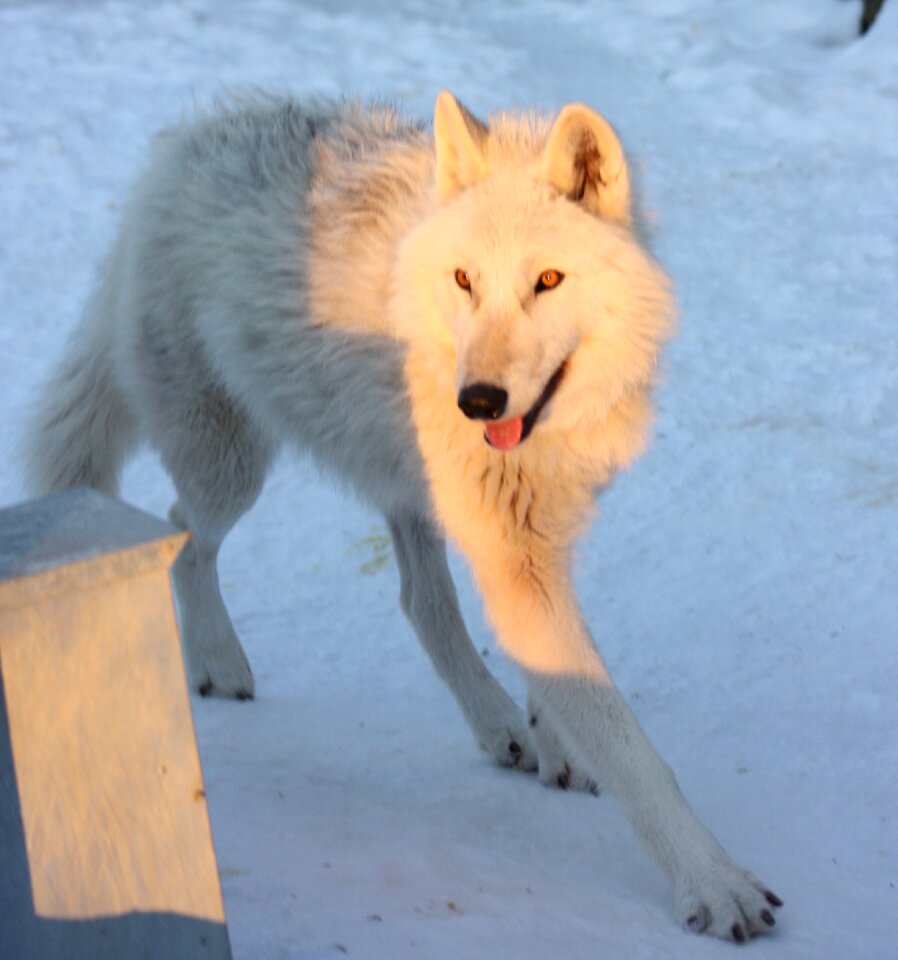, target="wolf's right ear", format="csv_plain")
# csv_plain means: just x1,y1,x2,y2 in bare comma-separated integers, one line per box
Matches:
433,90,489,202
539,104,632,224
